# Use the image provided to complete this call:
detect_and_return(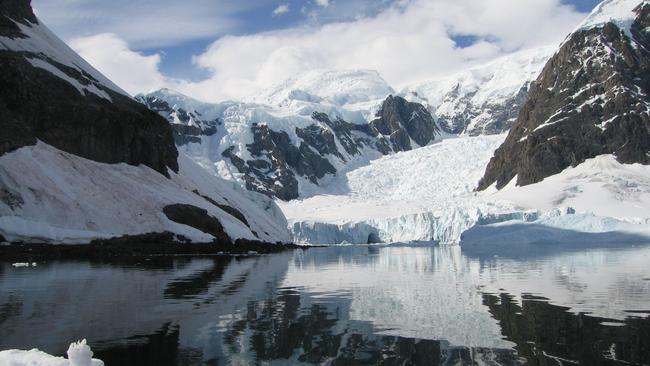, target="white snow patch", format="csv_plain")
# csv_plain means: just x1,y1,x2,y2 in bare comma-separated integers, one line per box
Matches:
26,58,112,101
